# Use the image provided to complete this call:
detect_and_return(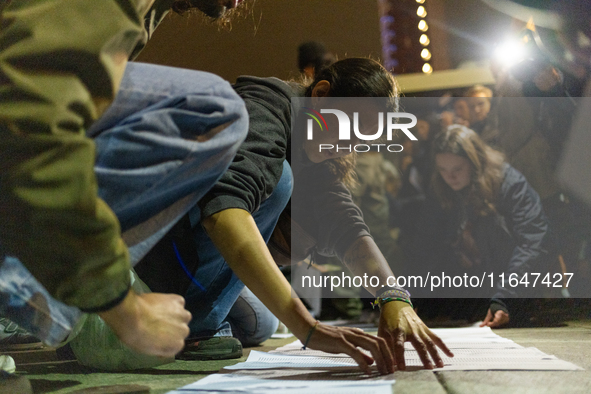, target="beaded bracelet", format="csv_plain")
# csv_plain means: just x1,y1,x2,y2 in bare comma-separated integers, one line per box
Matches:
376,286,411,299
378,288,411,300
371,296,413,309
301,321,319,350
372,285,412,310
